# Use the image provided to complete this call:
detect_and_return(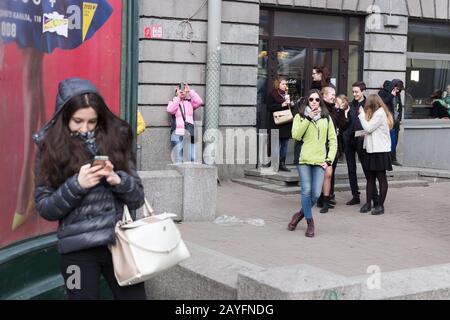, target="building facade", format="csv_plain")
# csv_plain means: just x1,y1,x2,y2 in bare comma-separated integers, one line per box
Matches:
138,0,450,176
